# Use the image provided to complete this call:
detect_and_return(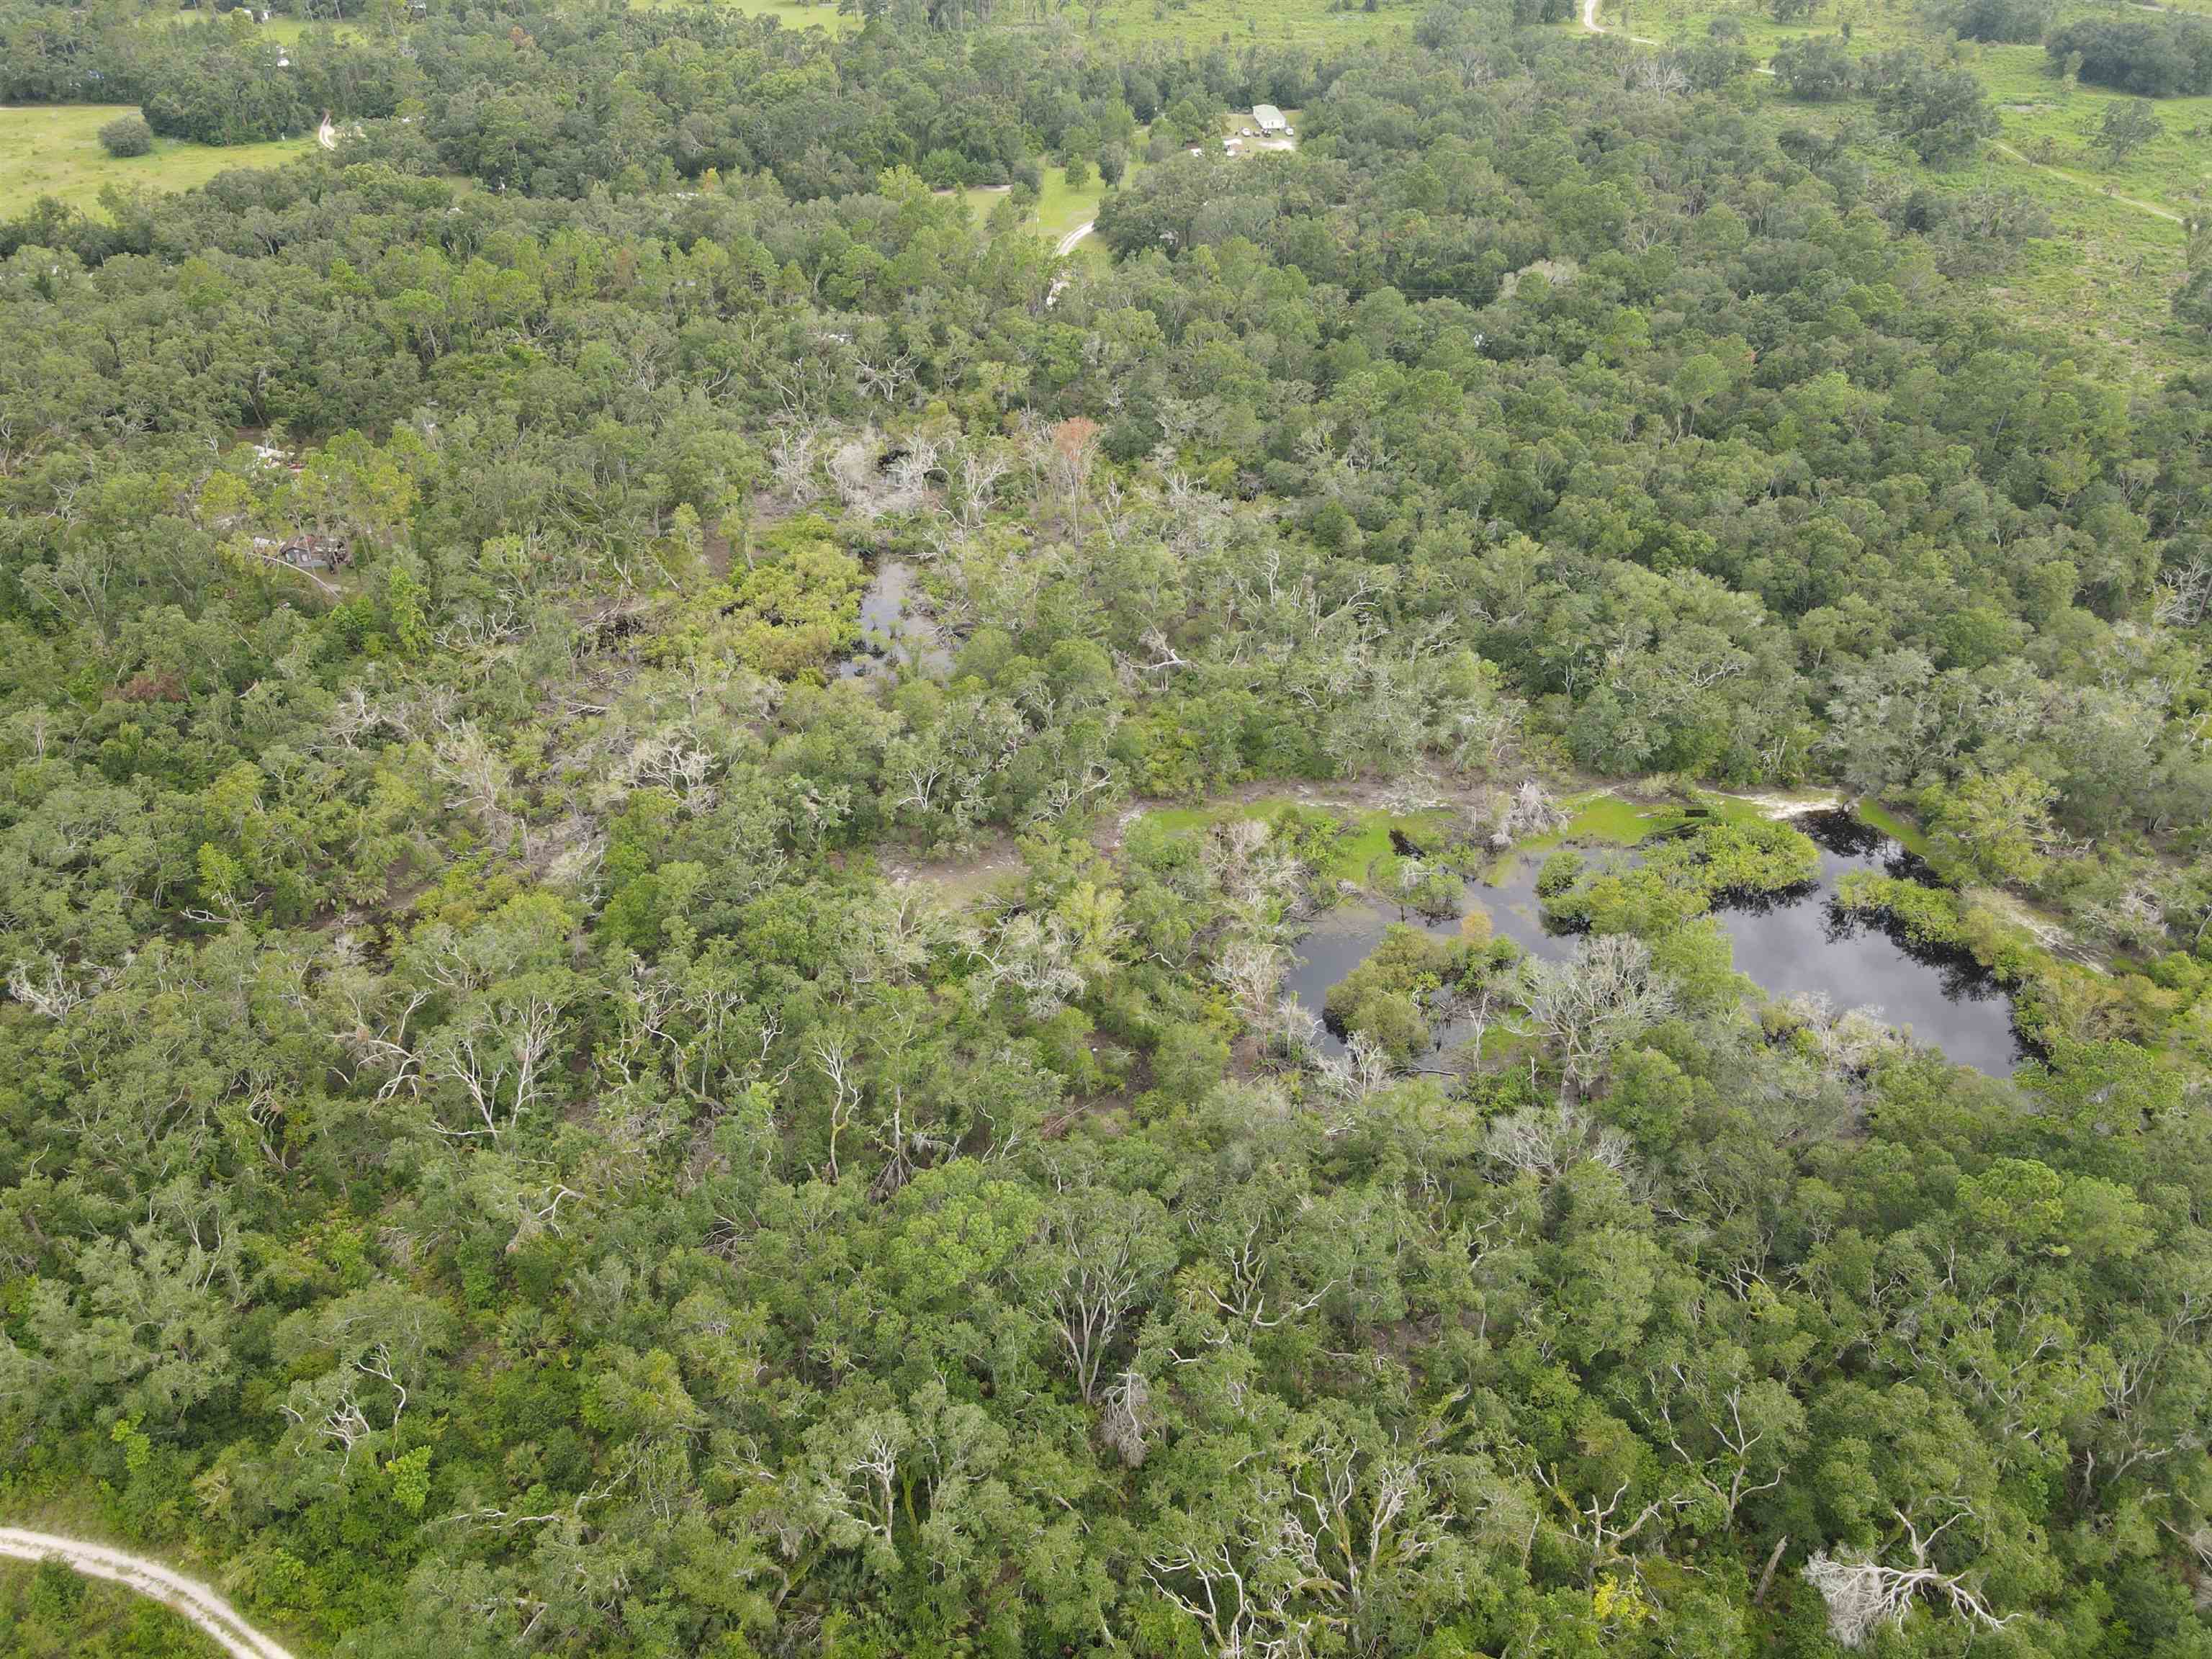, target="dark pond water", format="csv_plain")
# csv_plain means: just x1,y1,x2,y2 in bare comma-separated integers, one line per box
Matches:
1710,811,2023,1074
1280,810,2025,1075
840,560,951,679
